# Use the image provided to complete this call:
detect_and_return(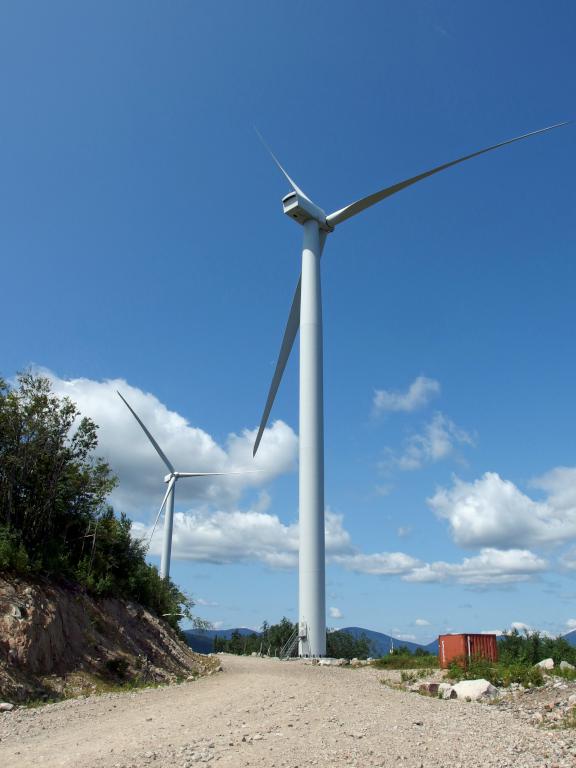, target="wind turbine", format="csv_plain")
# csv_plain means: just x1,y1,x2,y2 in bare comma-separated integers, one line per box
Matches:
118,391,247,580
253,120,570,658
